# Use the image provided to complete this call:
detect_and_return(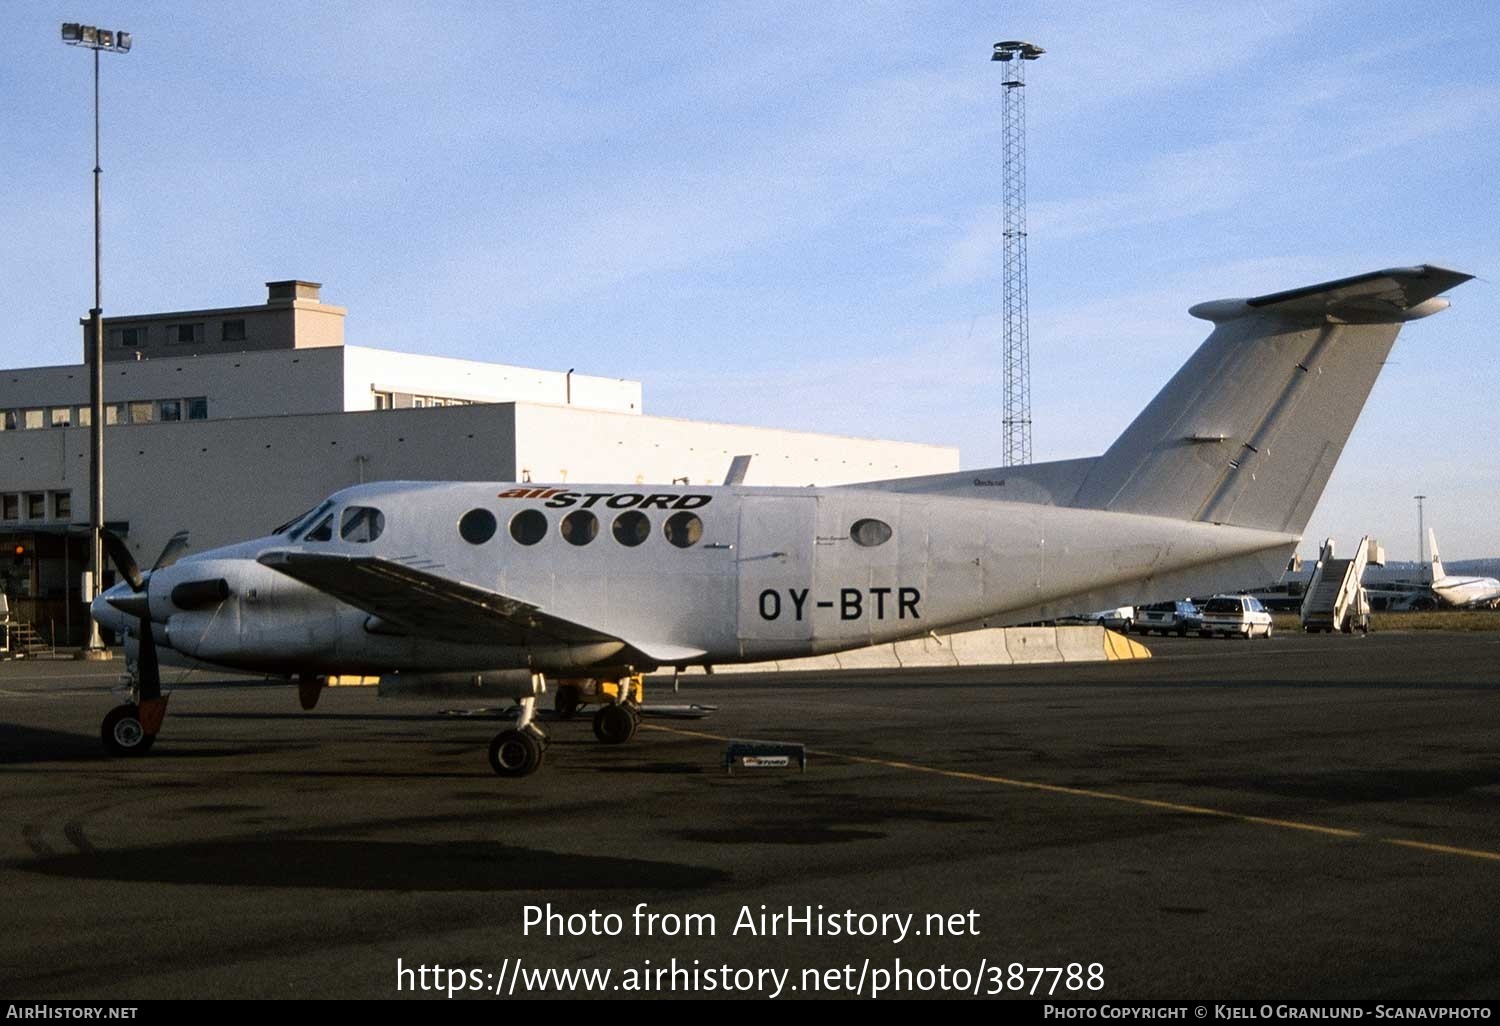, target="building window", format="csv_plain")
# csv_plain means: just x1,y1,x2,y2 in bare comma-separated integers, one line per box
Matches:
1,495,17,520
170,323,203,345
128,401,154,424
75,406,91,427
23,409,44,430
53,492,71,521
160,399,182,422
49,407,71,428
109,326,144,348
221,319,246,342
1,411,15,431
26,493,45,520
105,403,125,425
187,397,208,420
373,391,391,410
